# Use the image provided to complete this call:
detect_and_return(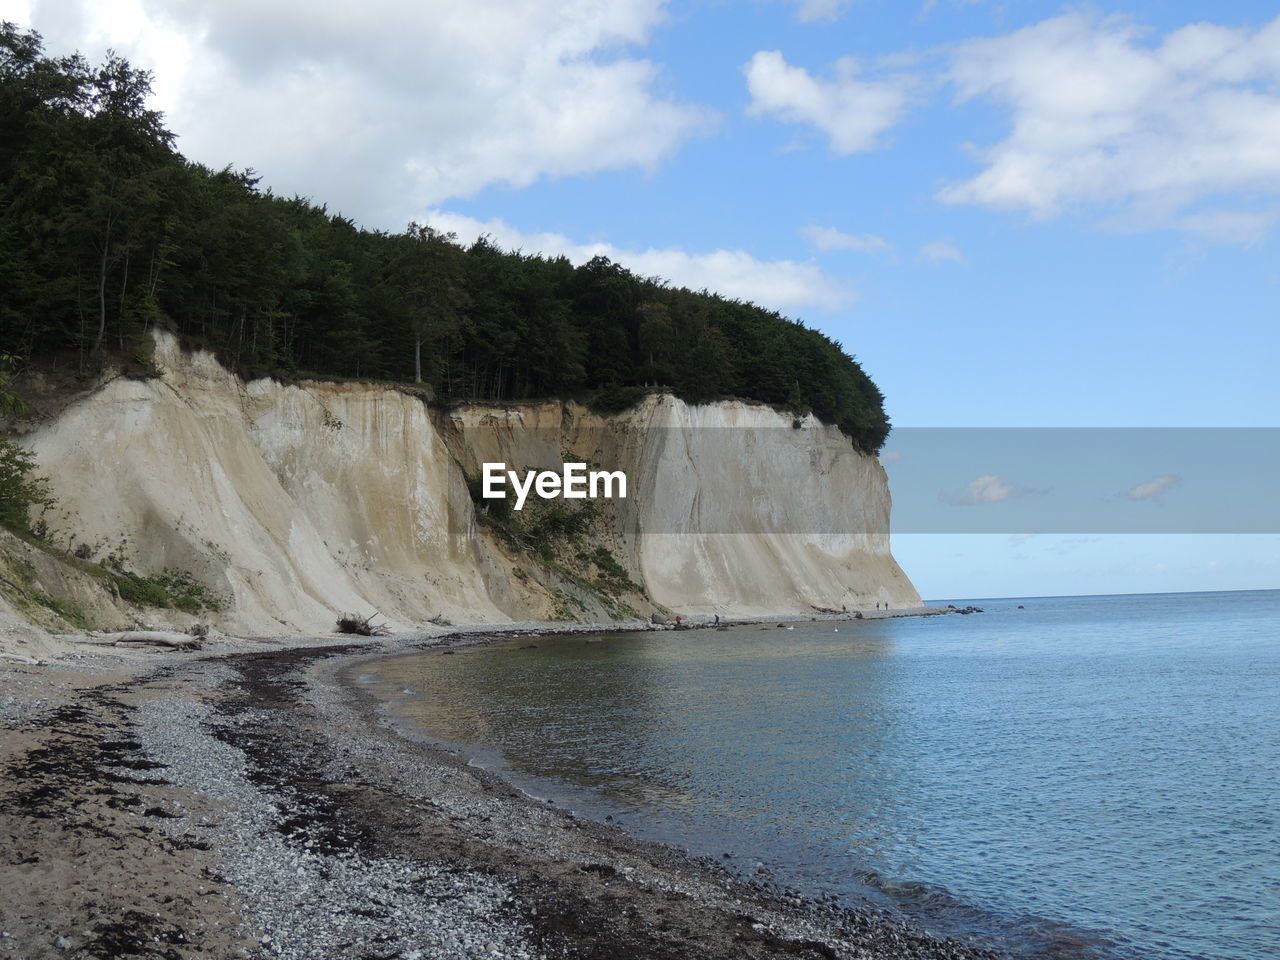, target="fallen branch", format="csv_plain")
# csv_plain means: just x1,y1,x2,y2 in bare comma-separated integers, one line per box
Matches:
0,651,41,664
0,574,30,597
